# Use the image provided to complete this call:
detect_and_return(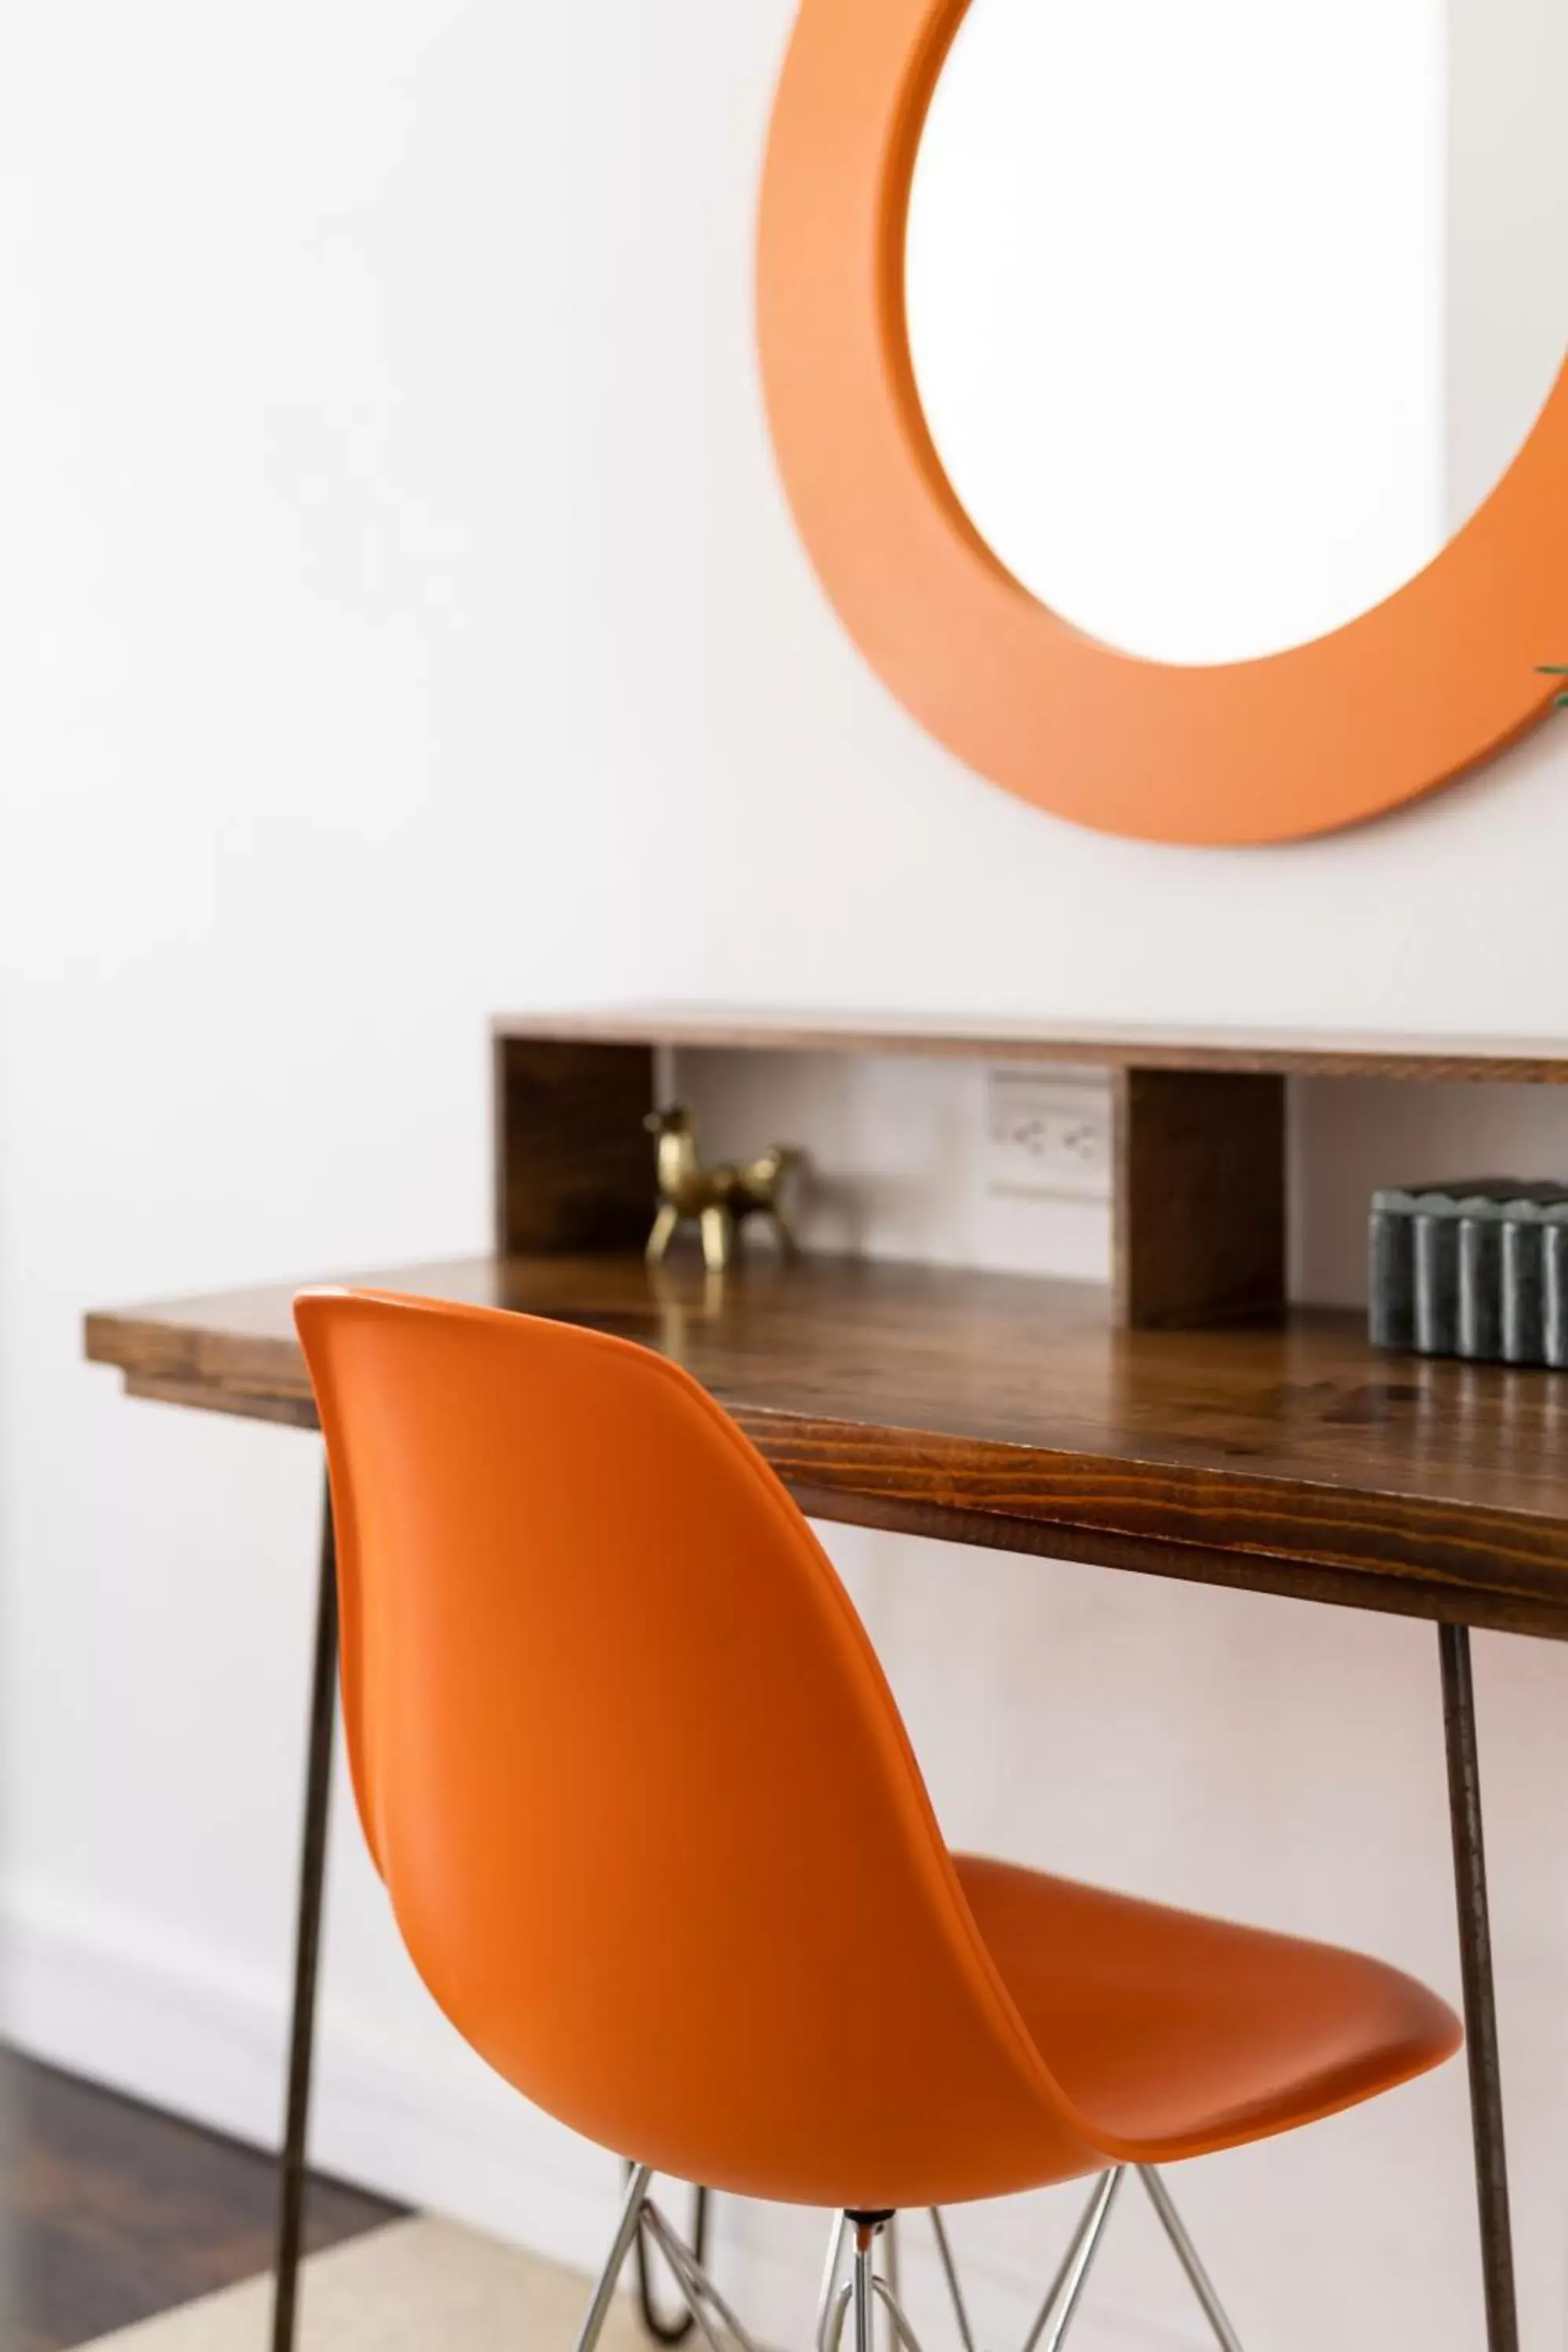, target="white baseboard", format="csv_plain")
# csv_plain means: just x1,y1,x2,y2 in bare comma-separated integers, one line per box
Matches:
0,1880,617,2269
0,1886,1205,2352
